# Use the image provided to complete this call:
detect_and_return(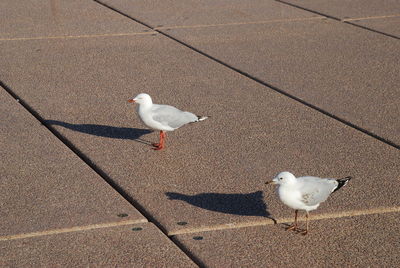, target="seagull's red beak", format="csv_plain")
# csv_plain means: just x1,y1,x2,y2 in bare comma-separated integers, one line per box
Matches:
128,99,135,103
